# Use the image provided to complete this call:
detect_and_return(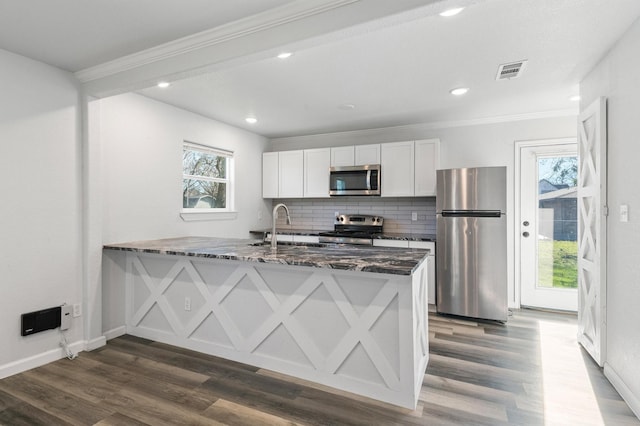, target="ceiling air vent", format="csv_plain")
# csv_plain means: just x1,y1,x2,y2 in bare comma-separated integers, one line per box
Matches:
496,60,527,80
